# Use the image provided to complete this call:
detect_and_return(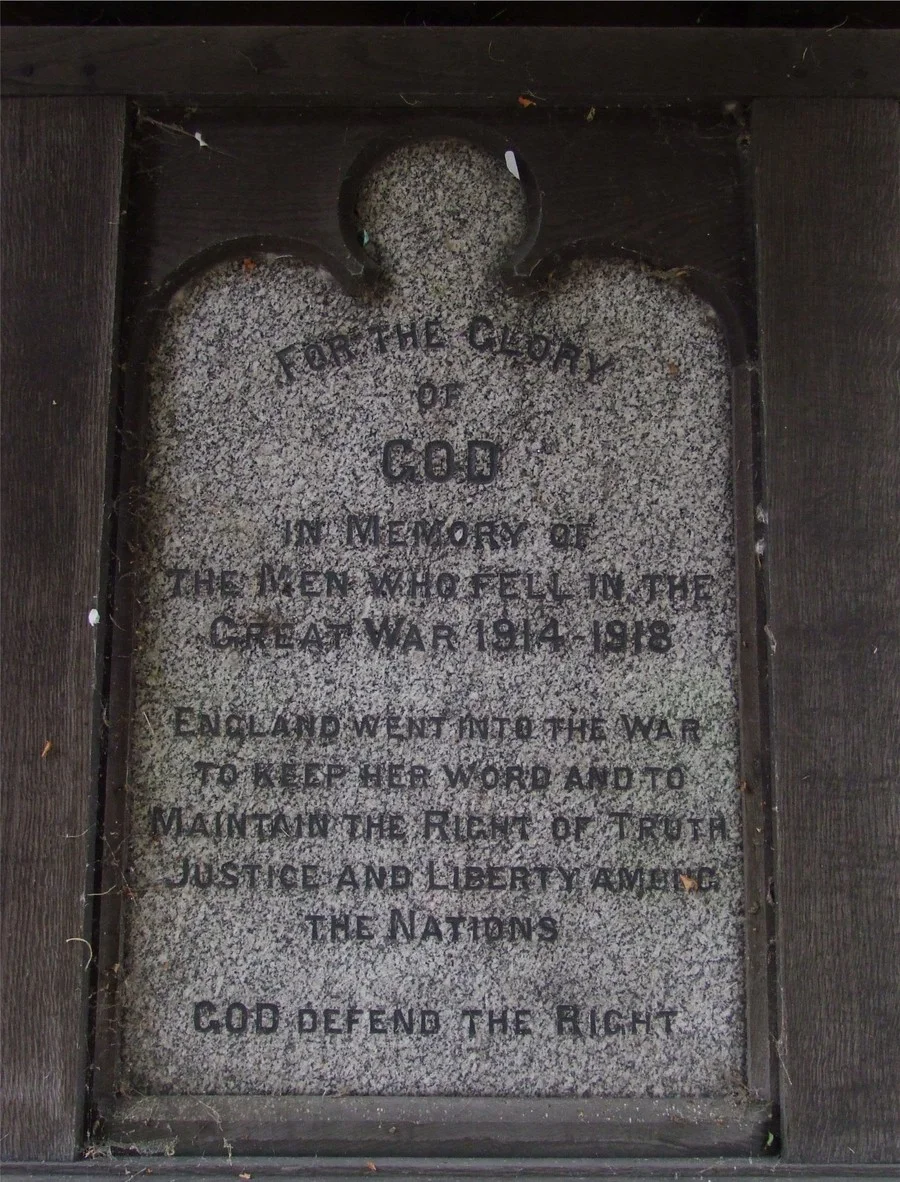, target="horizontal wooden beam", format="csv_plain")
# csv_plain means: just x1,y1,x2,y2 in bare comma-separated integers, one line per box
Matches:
1,1157,897,1181
2,27,899,103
